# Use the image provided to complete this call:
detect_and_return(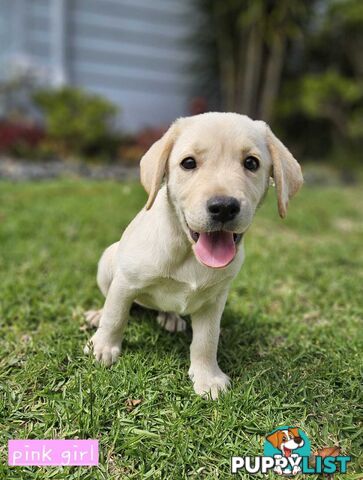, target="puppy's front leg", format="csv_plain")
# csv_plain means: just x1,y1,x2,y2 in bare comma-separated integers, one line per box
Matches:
189,291,230,400
84,274,134,366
